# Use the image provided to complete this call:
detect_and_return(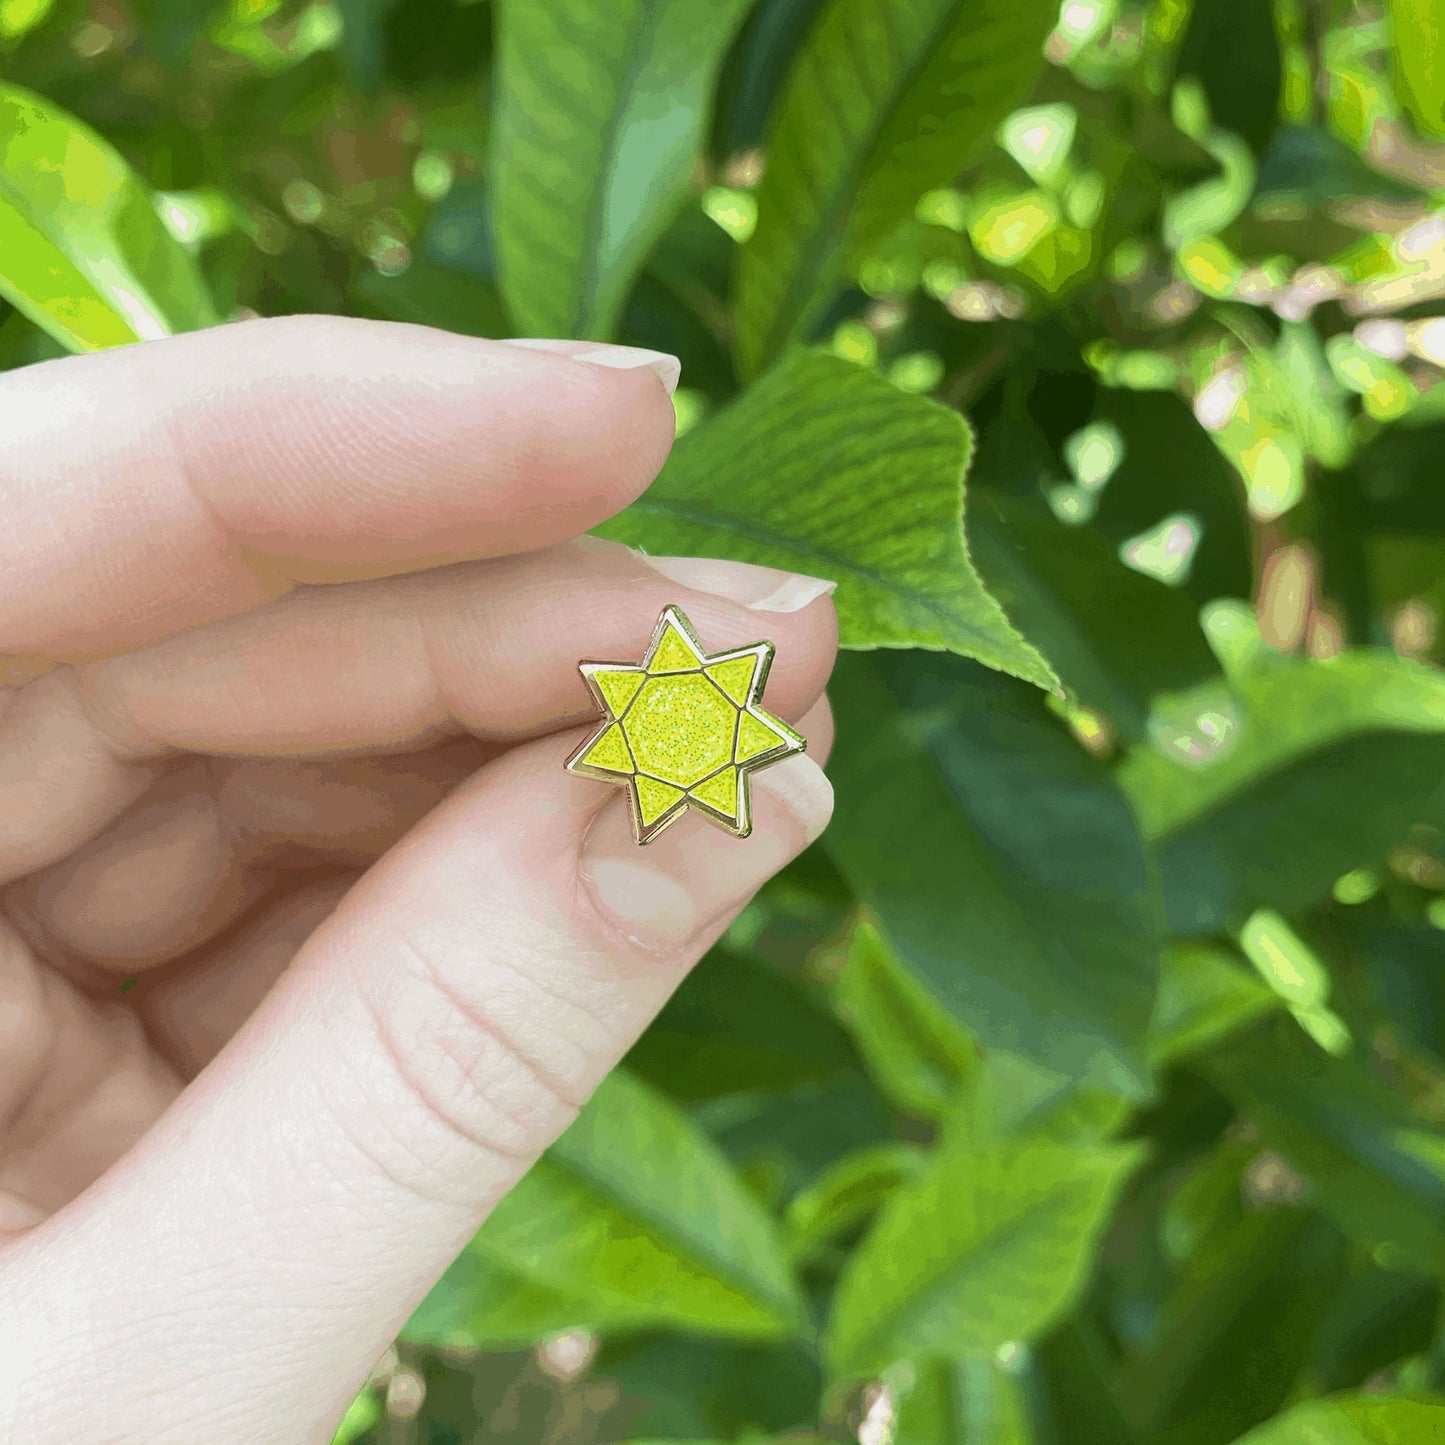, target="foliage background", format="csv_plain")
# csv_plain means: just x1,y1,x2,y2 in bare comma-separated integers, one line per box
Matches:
4,0,1445,1440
